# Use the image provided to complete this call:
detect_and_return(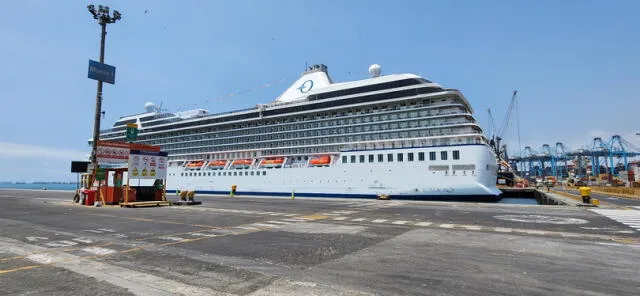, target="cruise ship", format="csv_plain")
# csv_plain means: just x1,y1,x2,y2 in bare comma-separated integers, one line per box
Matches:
98,64,500,200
